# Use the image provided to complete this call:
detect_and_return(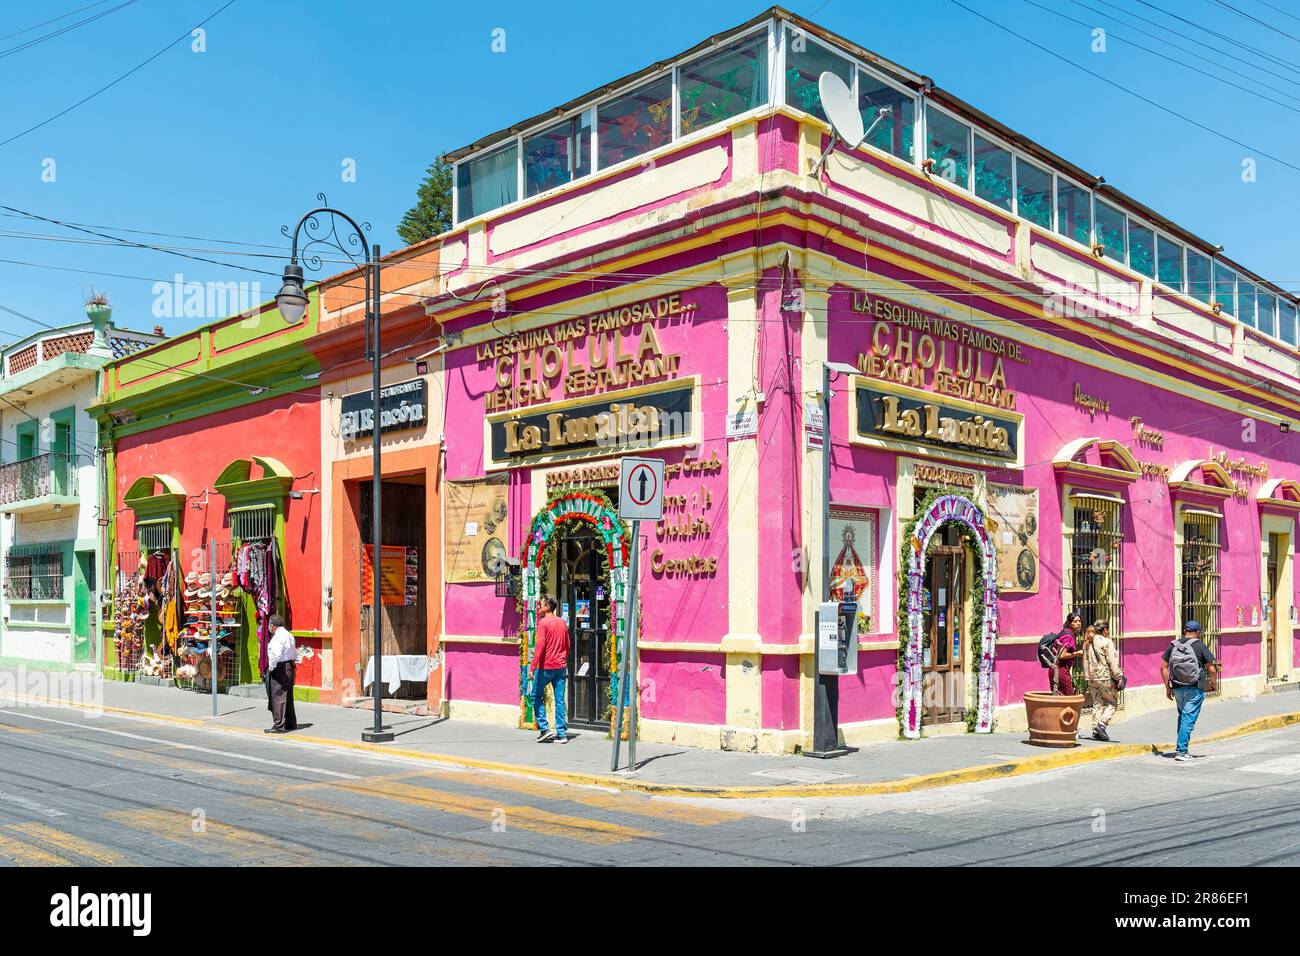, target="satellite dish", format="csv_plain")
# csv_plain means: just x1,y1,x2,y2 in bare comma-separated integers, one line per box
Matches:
818,72,864,148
